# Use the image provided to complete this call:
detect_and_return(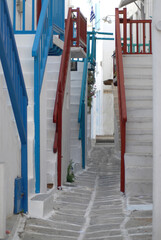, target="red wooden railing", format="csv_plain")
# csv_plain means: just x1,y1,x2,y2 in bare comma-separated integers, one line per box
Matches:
71,9,87,52
53,8,87,189
115,9,127,193
120,8,152,54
